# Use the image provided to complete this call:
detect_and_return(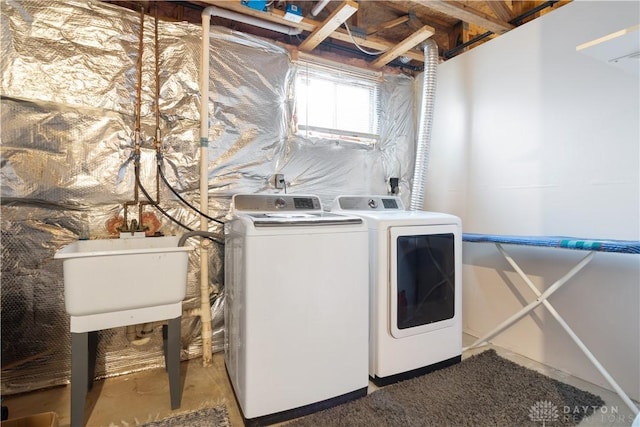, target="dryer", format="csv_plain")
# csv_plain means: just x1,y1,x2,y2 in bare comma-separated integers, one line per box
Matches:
332,195,462,386
225,194,369,426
